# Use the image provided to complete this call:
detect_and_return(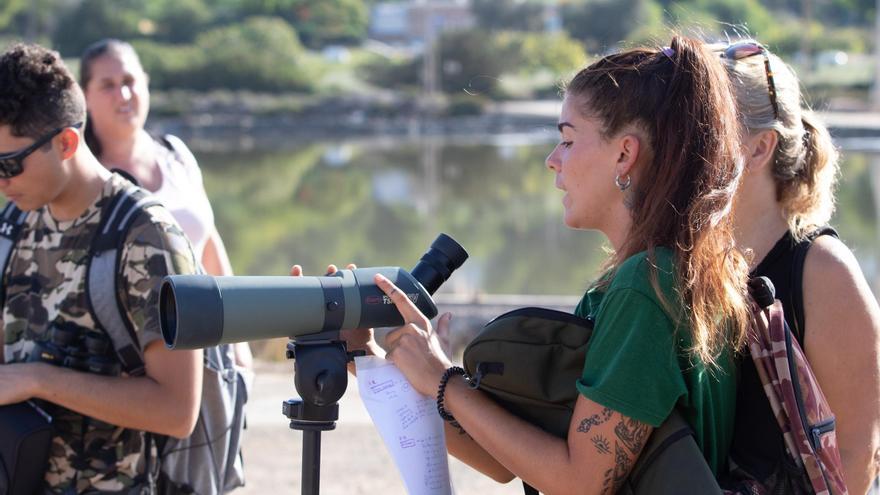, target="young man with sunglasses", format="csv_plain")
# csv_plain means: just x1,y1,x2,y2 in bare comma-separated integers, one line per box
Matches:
0,43,202,493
